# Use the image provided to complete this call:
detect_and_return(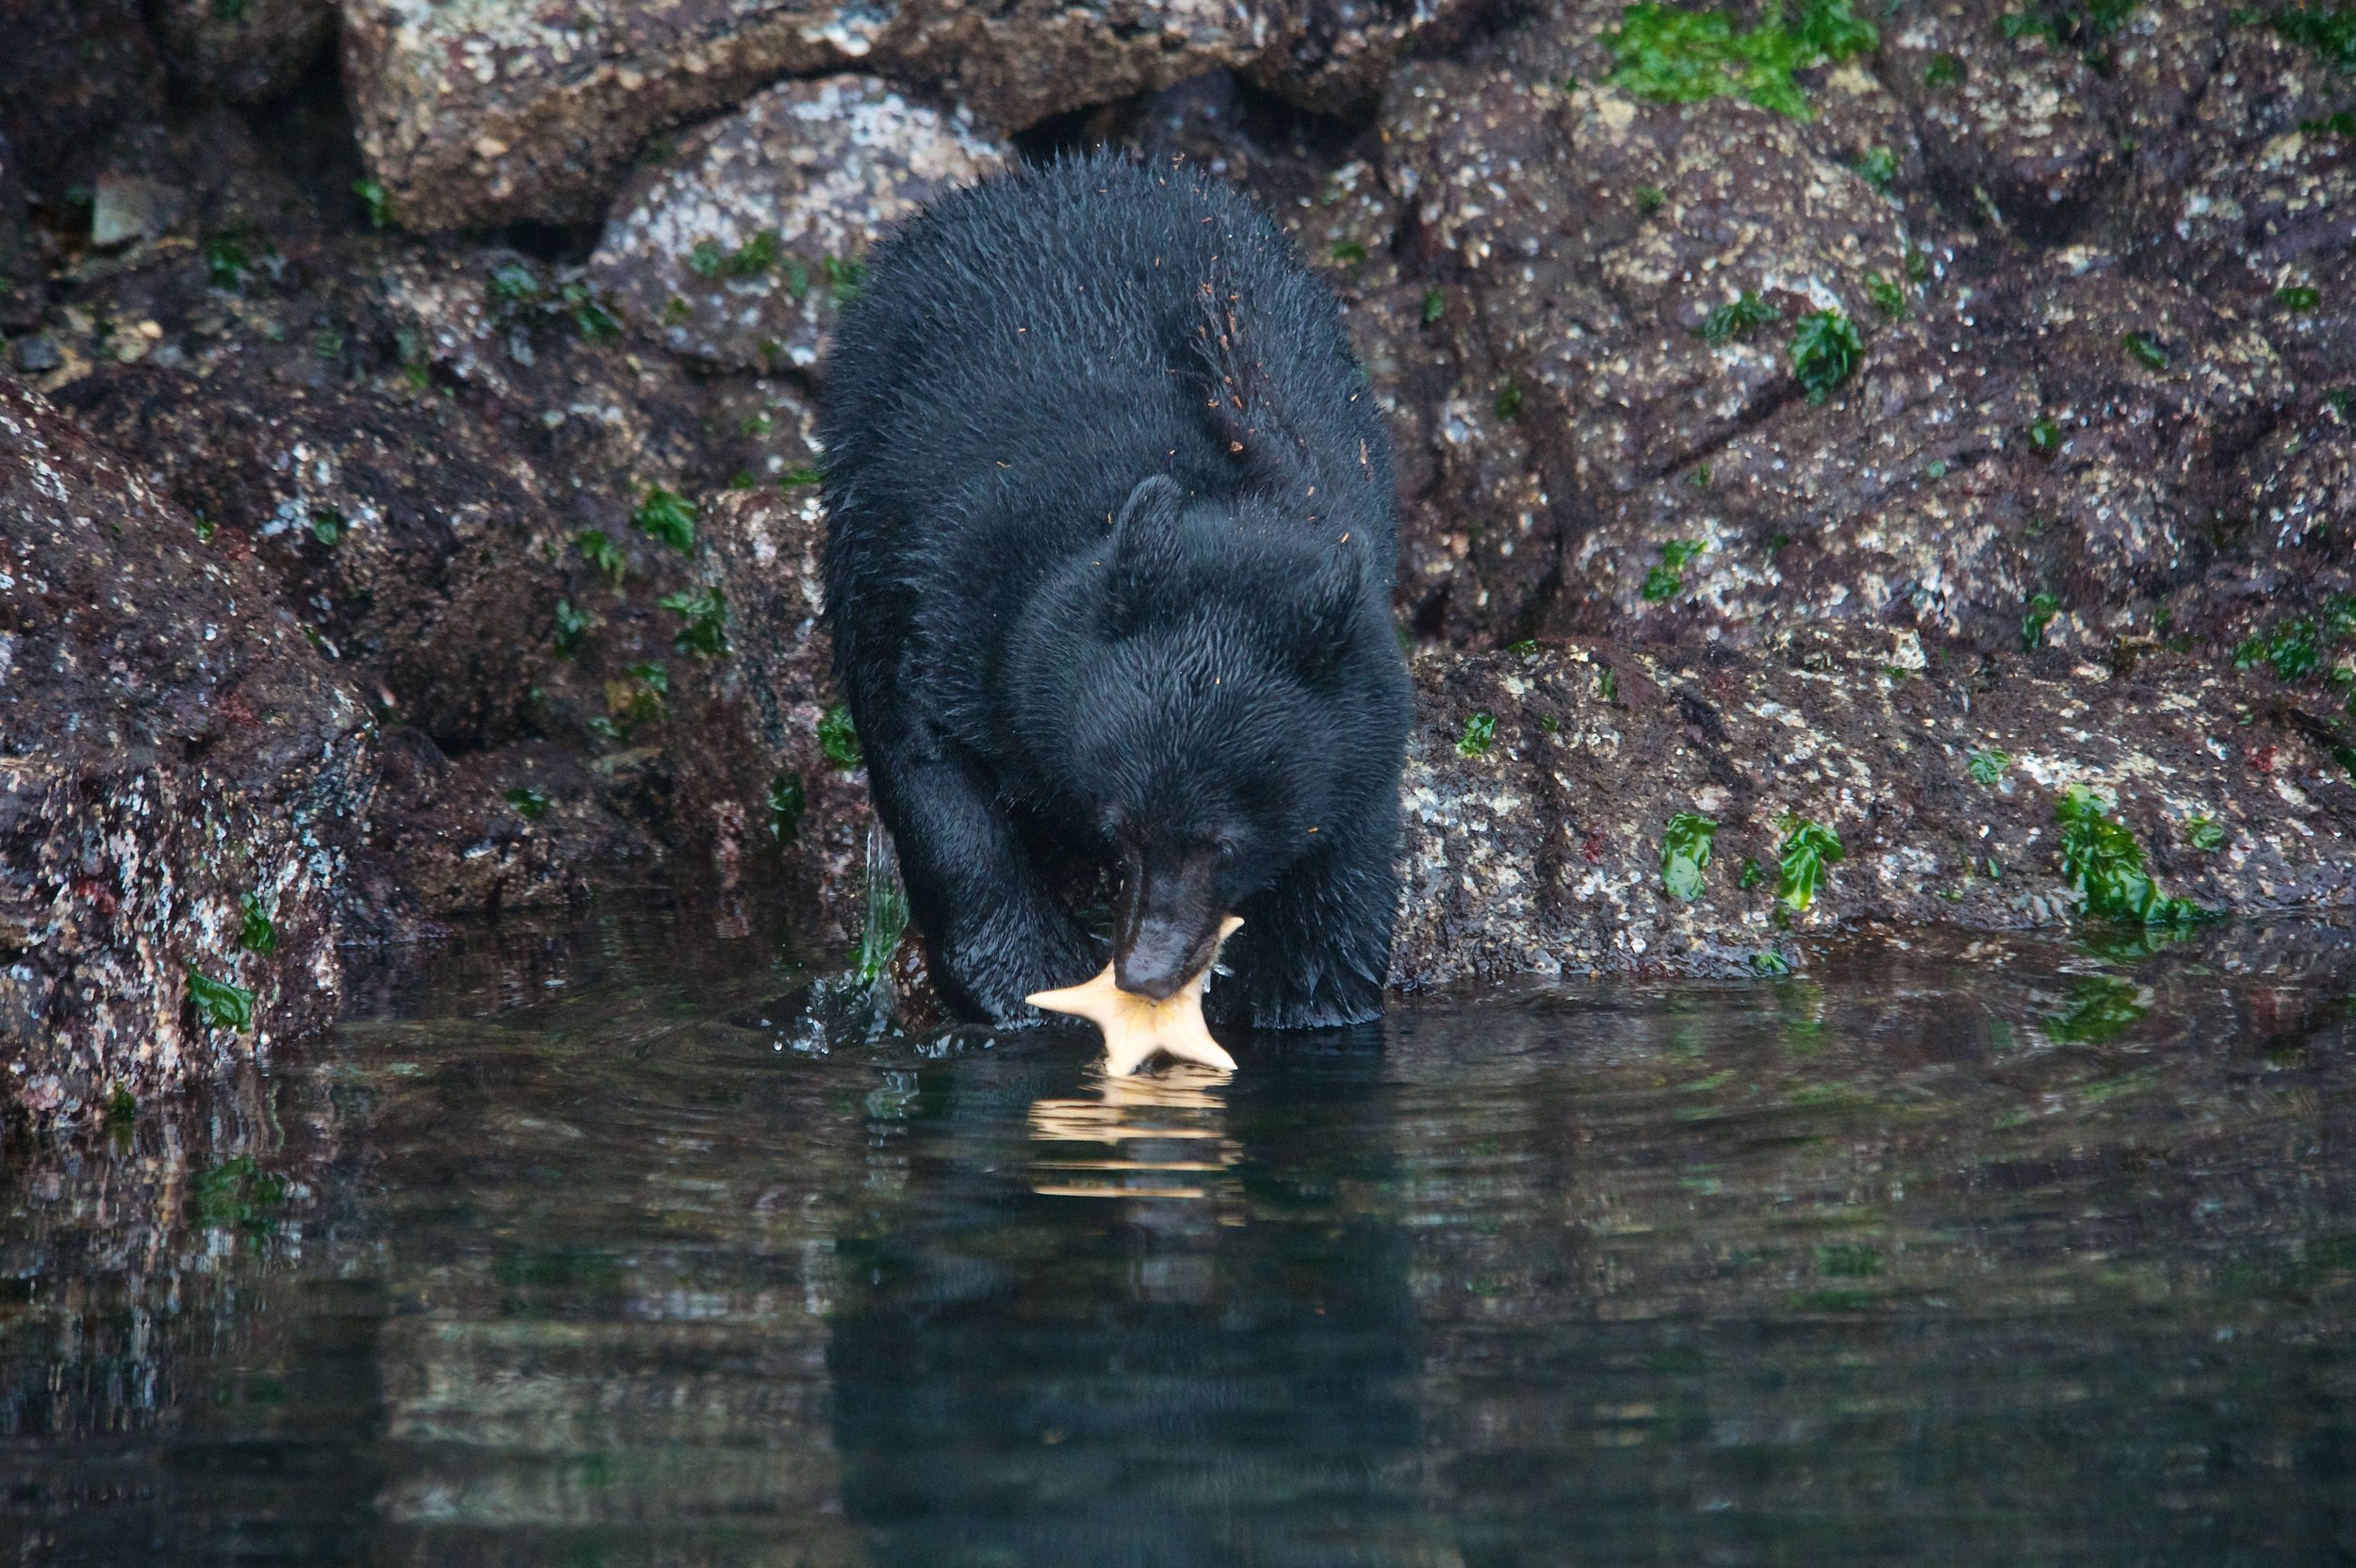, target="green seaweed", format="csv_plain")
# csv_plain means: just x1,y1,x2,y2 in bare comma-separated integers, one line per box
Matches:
2028,416,2063,456
2233,618,2322,681
2022,591,2061,651
1495,380,1525,420
1422,287,1448,324
2185,816,2227,851
819,704,863,769
1458,711,1499,757
632,486,696,552
2120,330,2168,370
2269,4,2356,67
352,179,391,229
1644,539,1706,601
2055,785,2209,924
1661,812,1719,901
552,599,591,658
765,772,807,847
1865,272,1906,318
1968,748,2010,786
1603,0,1877,121
2046,974,2149,1044
659,586,727,658
1699,289,1781,345
504,787,550,820
1775,813,1845,912
1330,238,1369,266
1790,309,1863,402
854,829,907,988
191,1155,288,1231
1739,856,1766,890
1857,146,1900,189
778,466,822,488
824,254,867,302
237,894,277,955
1924,52,1966,85
2276,285,2323,311
188,969,254,1031
204,233,253,290
308,507,344,547
576,529,626,585
1635,184,1667,213
1999,0,2138,45
2302,110,2356,135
